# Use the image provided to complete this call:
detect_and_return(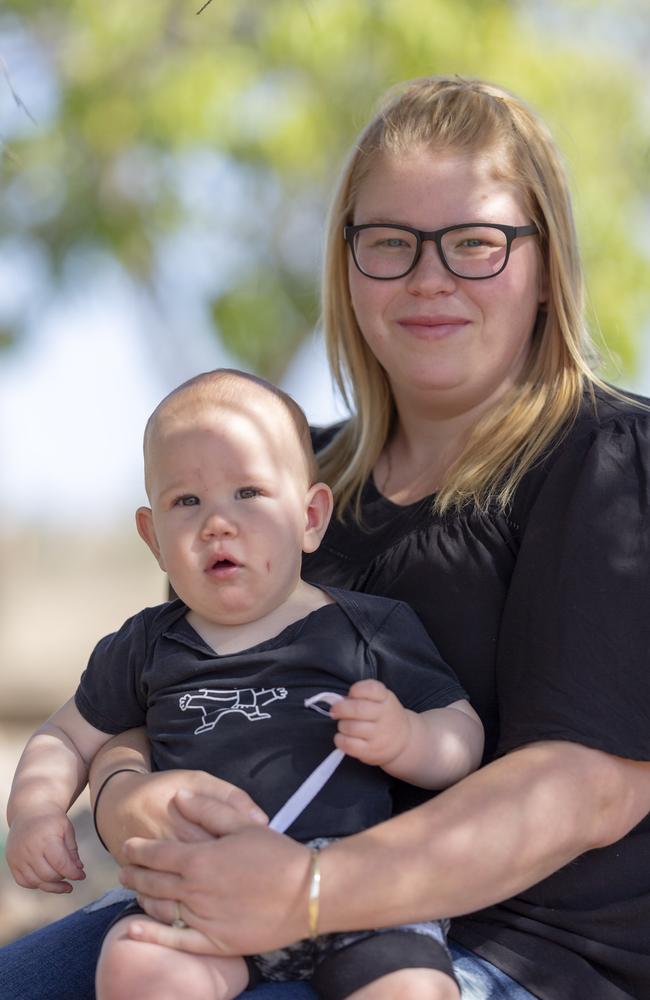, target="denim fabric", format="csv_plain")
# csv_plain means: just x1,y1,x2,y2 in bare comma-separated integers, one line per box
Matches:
0,902,535,1000
0,900,128,999
450,942,537,999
